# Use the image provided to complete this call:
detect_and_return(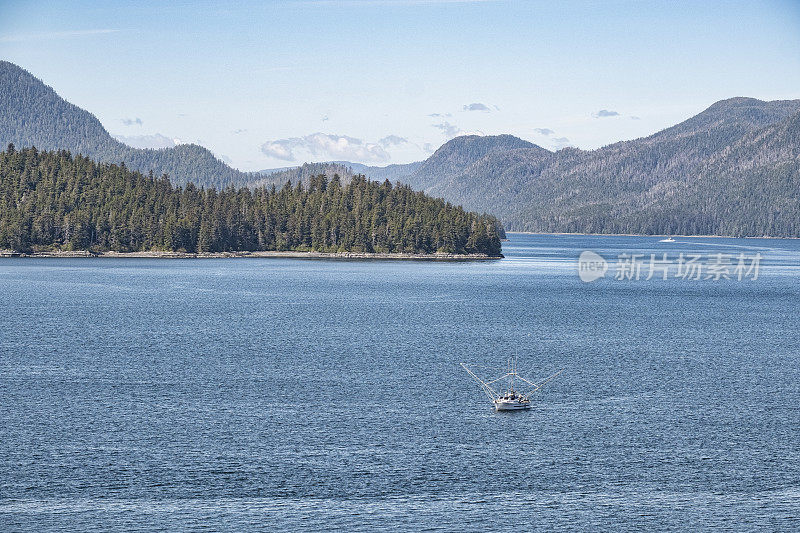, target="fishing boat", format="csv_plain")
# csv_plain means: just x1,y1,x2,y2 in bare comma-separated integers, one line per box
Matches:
460,359,563,411
659,235,676,242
